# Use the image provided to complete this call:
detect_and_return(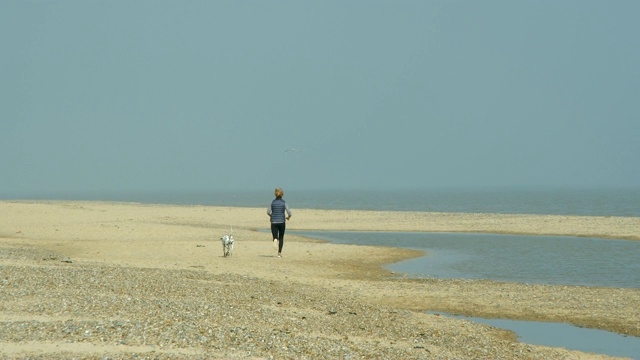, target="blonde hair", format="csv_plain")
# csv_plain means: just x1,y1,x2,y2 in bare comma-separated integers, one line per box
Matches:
274,188,284,199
